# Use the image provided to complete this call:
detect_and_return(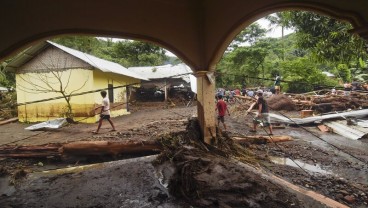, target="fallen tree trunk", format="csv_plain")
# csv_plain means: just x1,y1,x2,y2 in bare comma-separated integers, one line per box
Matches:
233,135,294,145
61,140,162,156
0,144,61,157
